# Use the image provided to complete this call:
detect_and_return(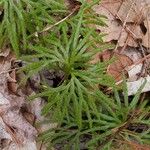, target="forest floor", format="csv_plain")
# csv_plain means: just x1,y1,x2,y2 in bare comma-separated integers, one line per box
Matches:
0,0,150,150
